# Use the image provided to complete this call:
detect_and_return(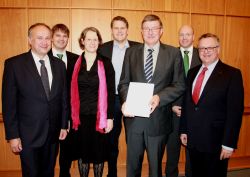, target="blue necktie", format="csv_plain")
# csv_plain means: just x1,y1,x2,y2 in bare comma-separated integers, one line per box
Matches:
144,49,154,83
